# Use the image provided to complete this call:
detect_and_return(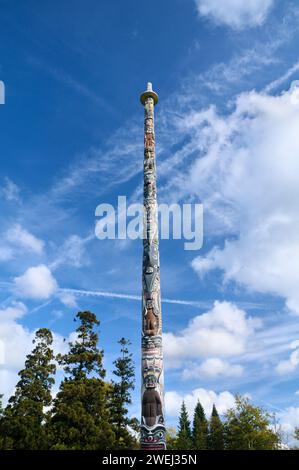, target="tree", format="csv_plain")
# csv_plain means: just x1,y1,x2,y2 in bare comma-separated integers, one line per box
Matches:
175,401,193,450
1,328,56,450
109,338,136,449
0,394,4,449
208,404,224,450
292,427,299,449
224,395,280,450
48,311,115,450
166,427,177,450
192,400,208,450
